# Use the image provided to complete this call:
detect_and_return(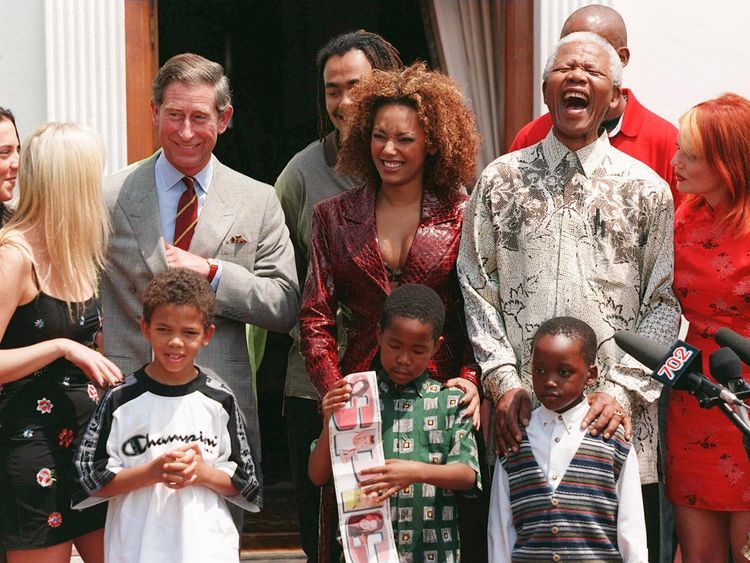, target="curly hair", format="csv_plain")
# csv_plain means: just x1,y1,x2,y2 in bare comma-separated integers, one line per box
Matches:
336,62,479,193
142,268,215,328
